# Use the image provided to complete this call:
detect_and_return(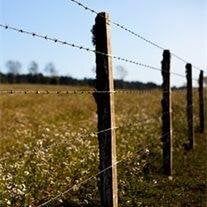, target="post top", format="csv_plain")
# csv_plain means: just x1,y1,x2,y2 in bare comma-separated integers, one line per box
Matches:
96,12,109,19
163,50,171,59
186,63,192,69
